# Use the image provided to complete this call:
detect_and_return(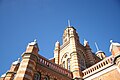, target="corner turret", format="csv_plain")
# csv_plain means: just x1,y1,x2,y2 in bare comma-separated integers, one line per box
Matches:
54,41,60,64
110,40,120,64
